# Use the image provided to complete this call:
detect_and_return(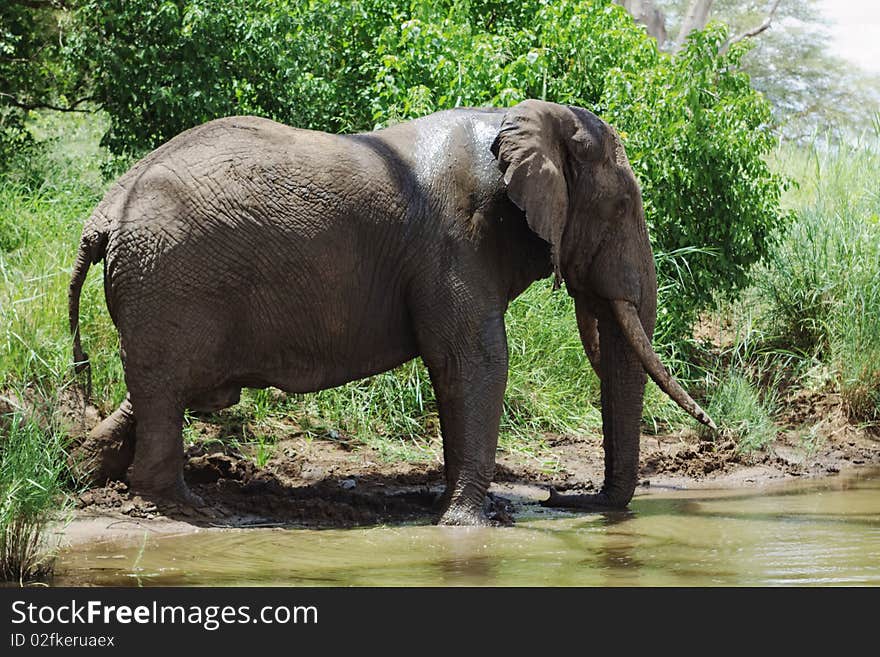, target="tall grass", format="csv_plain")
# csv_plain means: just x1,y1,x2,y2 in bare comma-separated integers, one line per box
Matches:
684,134,880,447
761,135,880,423
0,114,112,583
0,410,71,583
0,112,125,411
692,309,783,450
